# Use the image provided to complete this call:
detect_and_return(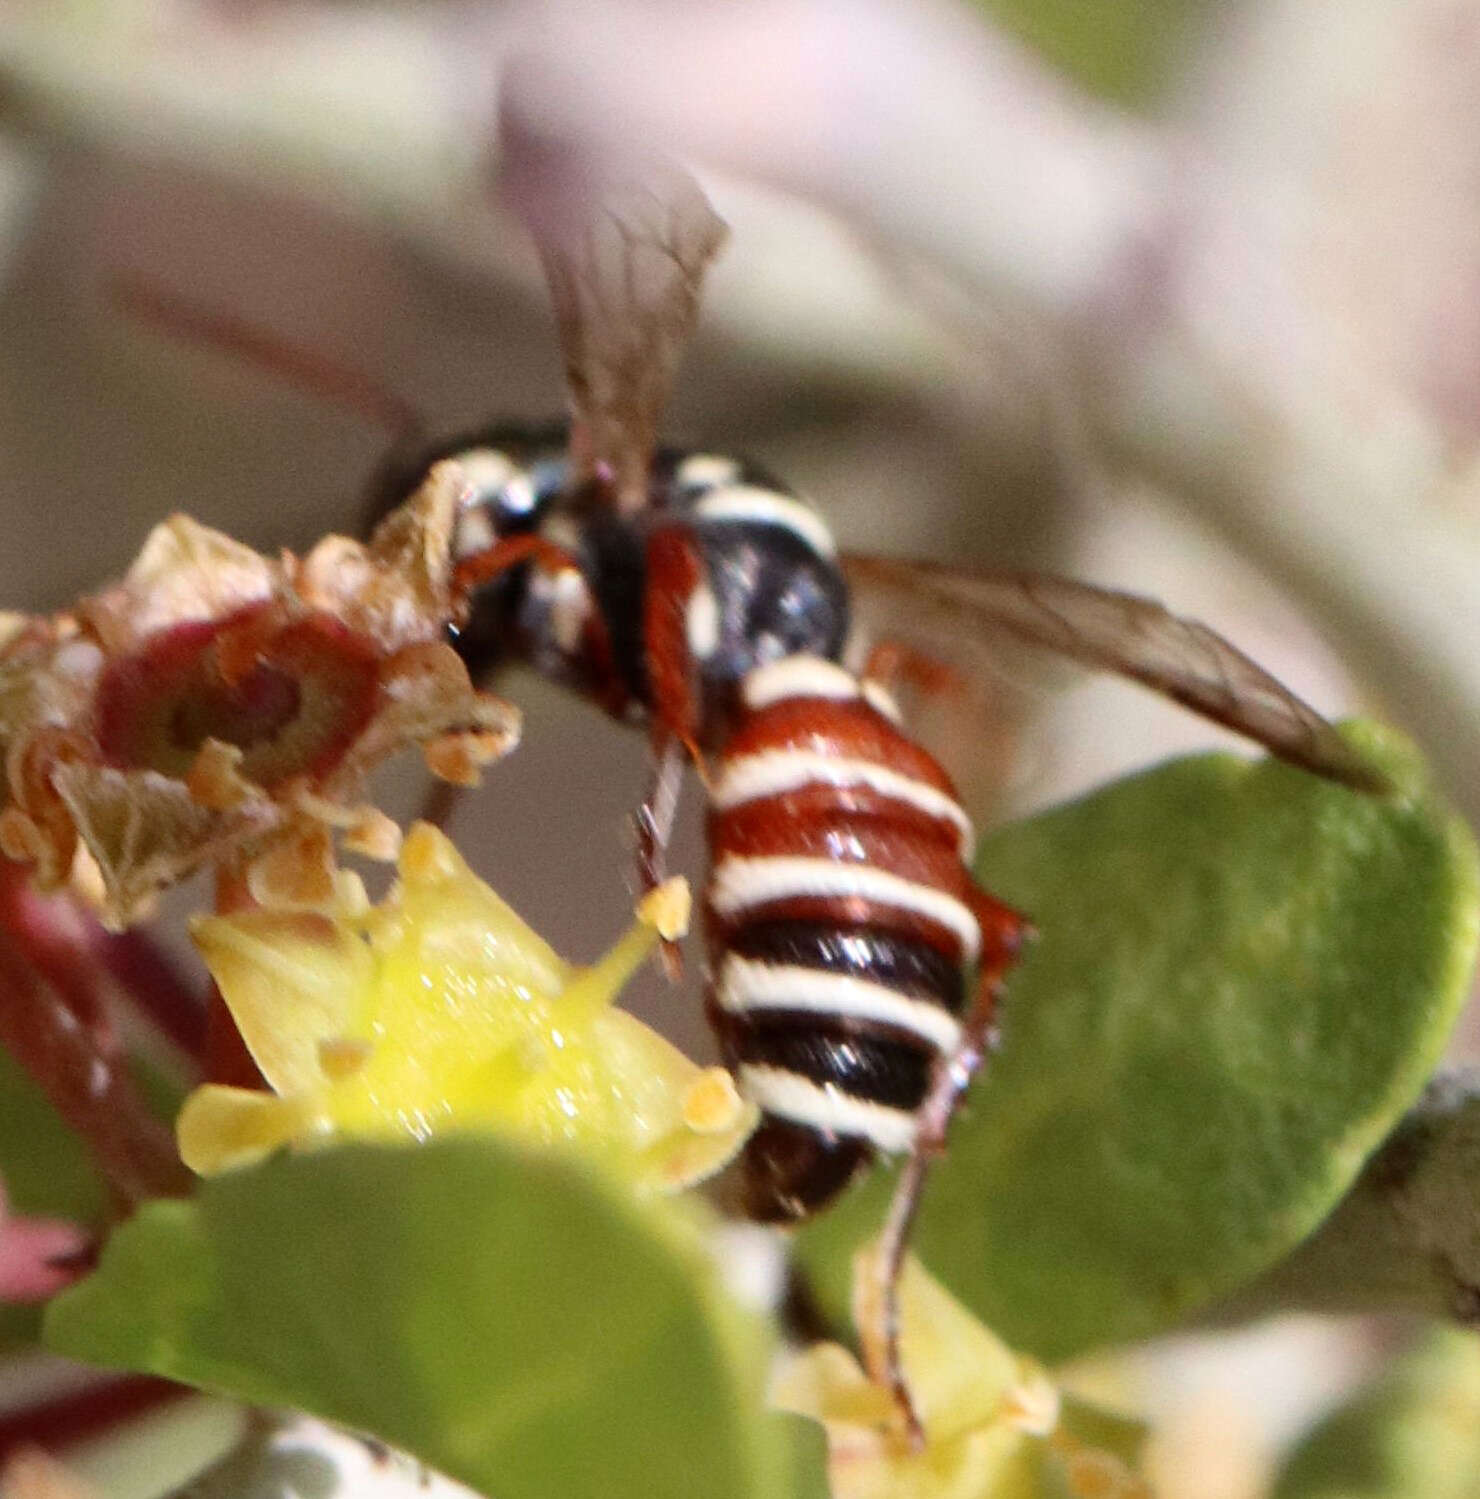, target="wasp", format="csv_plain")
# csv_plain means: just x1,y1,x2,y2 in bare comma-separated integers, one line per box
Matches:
120,126,1382,1439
